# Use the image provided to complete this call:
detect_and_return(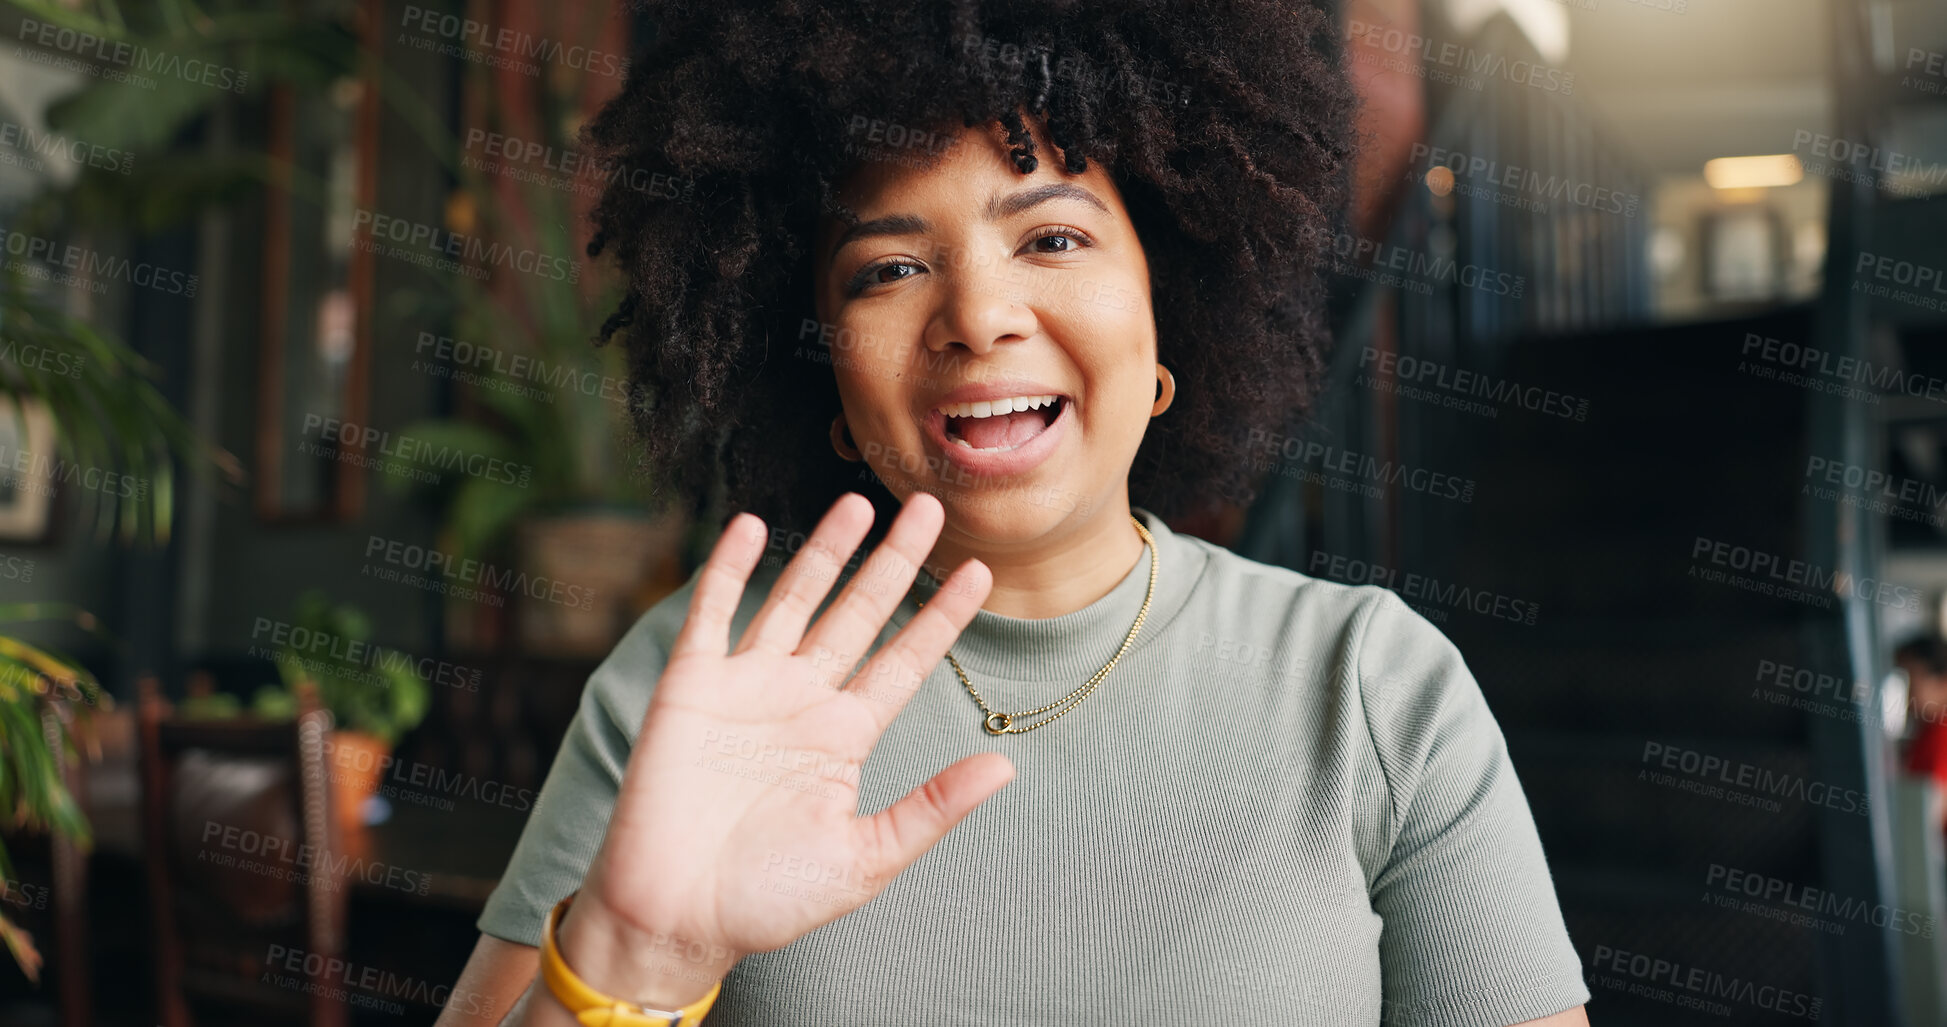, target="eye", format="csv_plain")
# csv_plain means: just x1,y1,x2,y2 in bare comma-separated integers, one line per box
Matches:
1023,225,1094,254
845,258,925,296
